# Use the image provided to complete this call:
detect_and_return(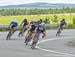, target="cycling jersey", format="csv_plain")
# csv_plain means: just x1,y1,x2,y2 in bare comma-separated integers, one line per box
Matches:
30,24,37,32
10,21,18,28
60,20,66,27
37,24,46,33
23,21,28,27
